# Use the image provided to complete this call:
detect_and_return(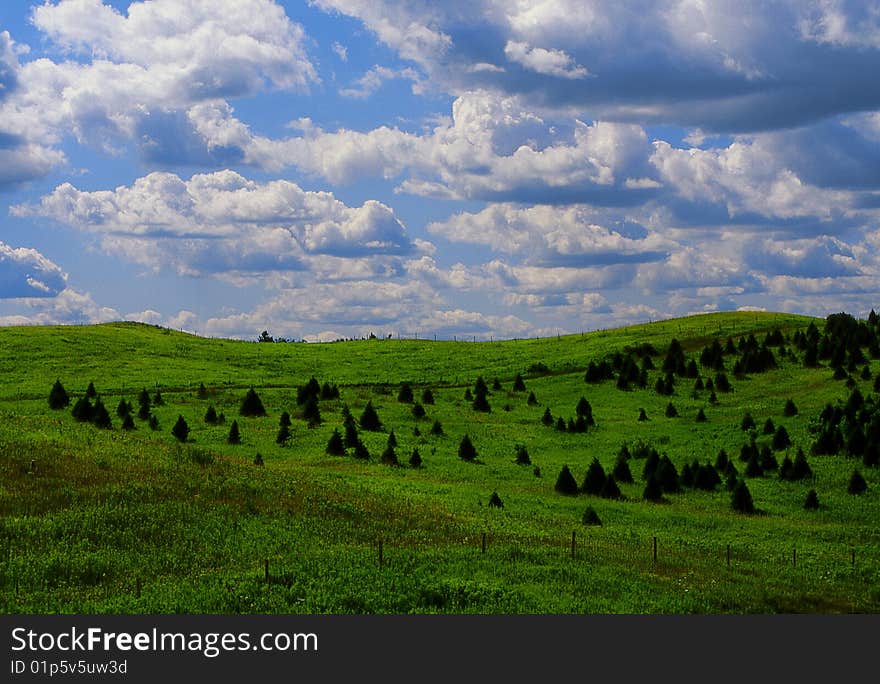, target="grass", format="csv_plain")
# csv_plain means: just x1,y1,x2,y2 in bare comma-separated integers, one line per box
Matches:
1,310,878,614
